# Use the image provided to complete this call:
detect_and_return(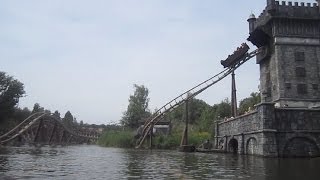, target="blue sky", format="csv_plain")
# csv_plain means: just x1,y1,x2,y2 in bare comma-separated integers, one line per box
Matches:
1,0,316,124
